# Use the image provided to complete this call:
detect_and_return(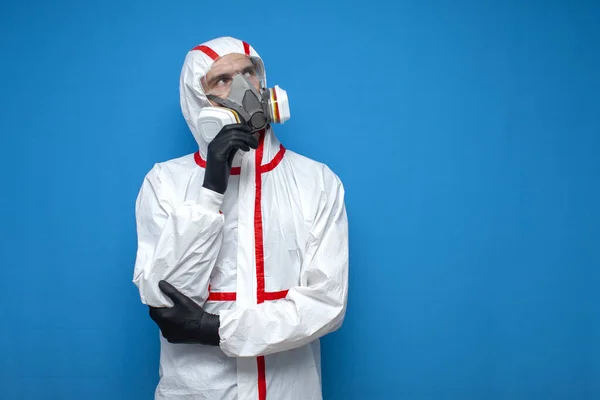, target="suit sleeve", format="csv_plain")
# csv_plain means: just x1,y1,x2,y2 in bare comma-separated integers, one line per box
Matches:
218,169,349,357
132,163,226,307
